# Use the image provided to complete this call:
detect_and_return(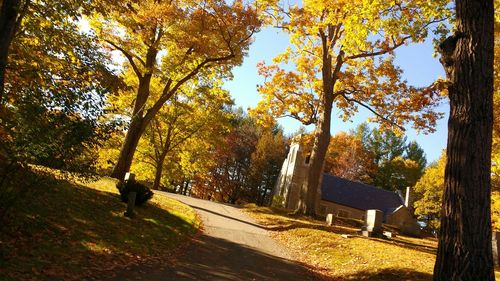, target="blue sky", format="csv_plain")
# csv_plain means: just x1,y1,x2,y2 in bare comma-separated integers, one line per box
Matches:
223,27,449,163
